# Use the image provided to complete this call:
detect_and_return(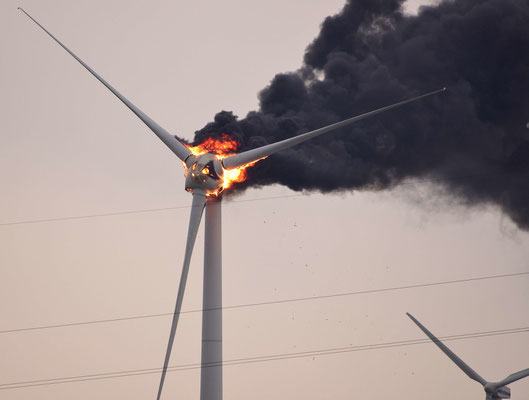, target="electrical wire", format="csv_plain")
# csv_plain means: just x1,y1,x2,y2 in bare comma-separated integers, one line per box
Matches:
1,325,528,390
0,194,304,226
0,173,485,227
1,271,527,335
